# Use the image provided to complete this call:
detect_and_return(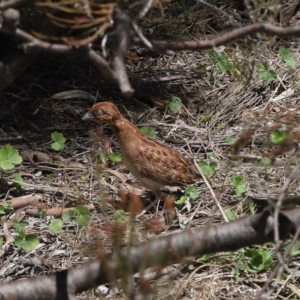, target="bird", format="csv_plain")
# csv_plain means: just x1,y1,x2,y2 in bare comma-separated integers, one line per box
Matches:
82,102,202,215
